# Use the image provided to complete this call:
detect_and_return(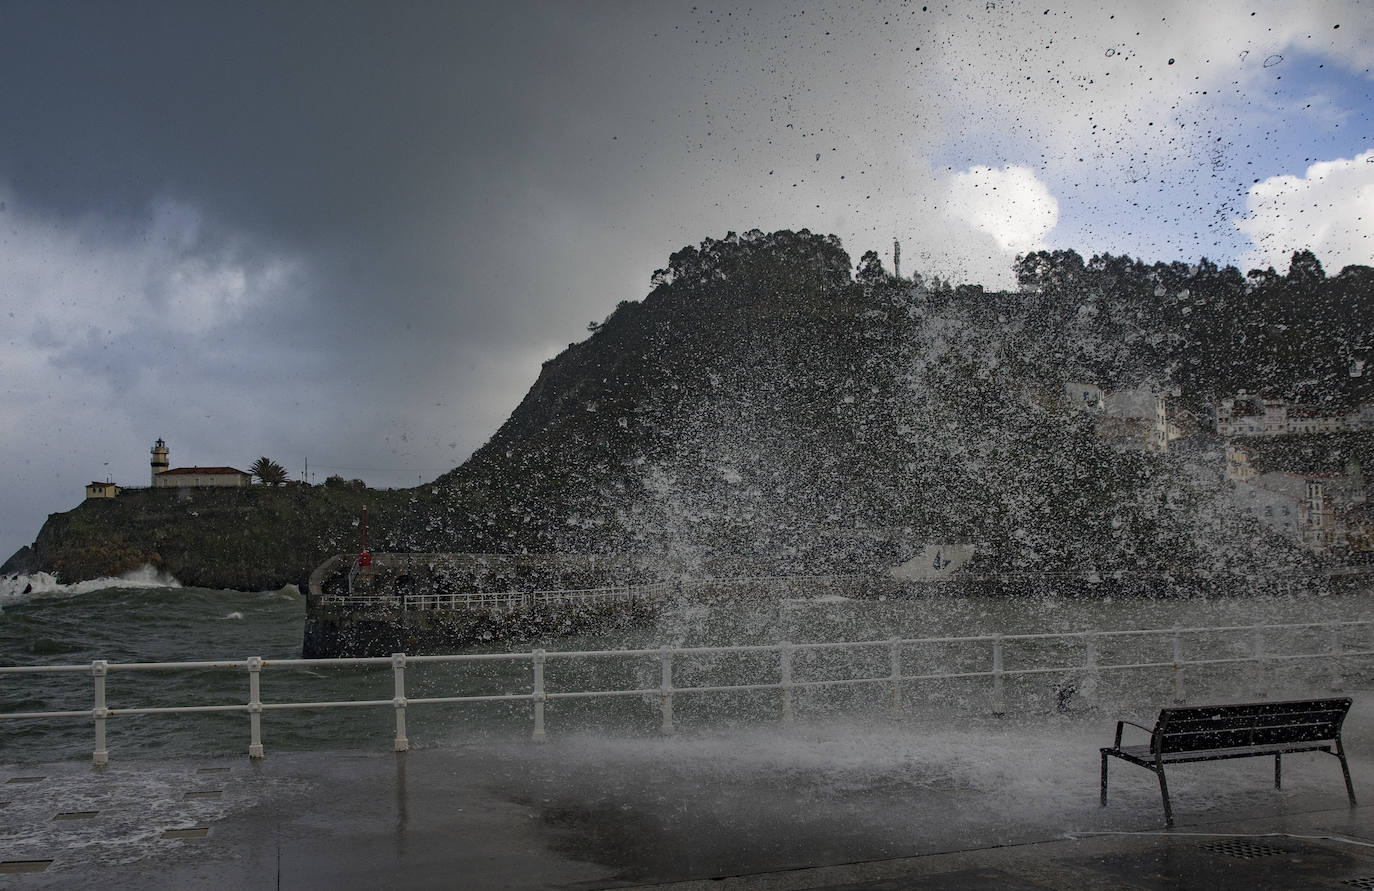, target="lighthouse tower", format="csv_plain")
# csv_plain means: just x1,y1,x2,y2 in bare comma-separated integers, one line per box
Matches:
151,438,169,484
